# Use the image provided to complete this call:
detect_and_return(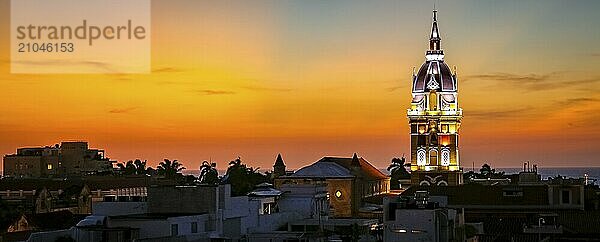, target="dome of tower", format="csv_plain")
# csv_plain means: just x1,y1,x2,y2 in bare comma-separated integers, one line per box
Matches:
412,60,456,93
411,9,457,93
